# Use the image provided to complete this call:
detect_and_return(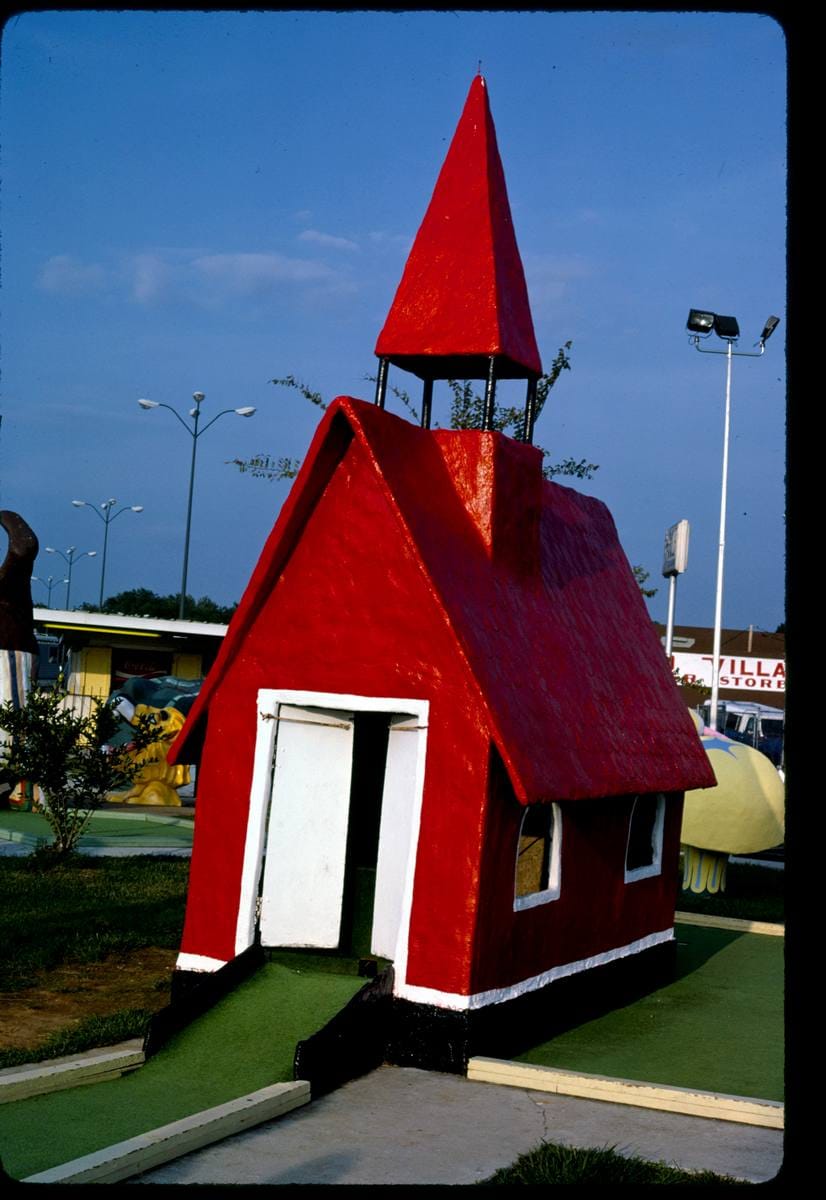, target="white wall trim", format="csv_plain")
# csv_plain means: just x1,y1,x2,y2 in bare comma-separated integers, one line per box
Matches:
175,952,228,973
394,927,674,1011
235,688,429,972
234,699,279,956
